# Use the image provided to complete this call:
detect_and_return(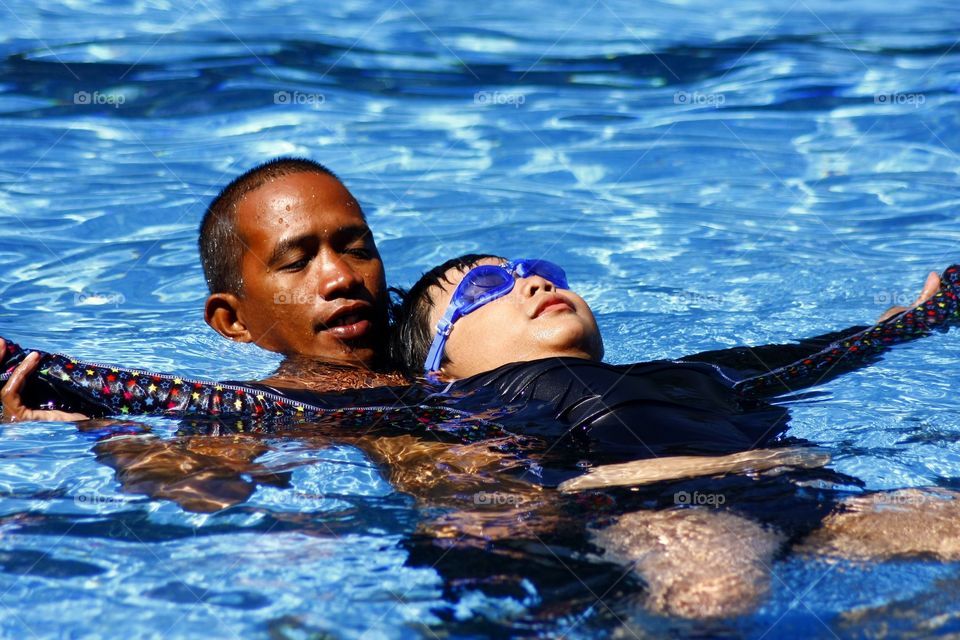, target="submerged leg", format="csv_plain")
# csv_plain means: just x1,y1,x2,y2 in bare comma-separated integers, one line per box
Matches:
798,488,960,561
94,433,282,513
590,507,784,619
